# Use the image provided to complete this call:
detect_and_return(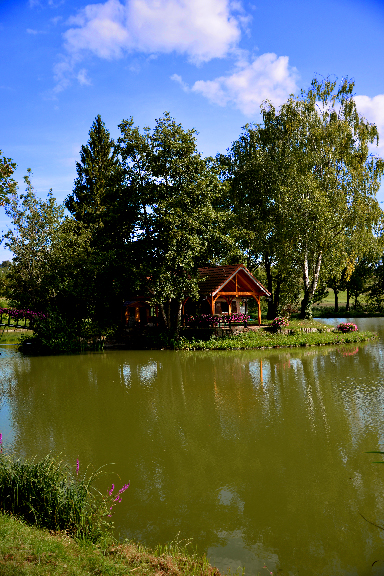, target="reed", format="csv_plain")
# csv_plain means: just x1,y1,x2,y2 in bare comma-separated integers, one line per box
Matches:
0,451,117,542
